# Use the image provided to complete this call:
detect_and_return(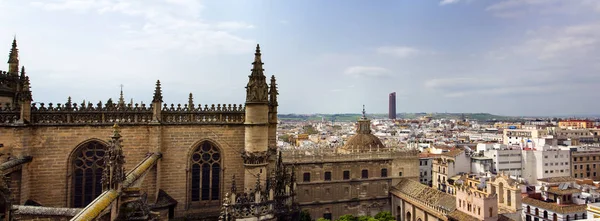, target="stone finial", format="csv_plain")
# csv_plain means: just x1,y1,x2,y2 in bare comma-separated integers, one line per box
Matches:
188,93,194,109
19,76,32,102
20,66,25,79
255,173,261,192
102,123,126,191
112,123,122,139
231,175,237,193
269,75,278,106
152,80,163,103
